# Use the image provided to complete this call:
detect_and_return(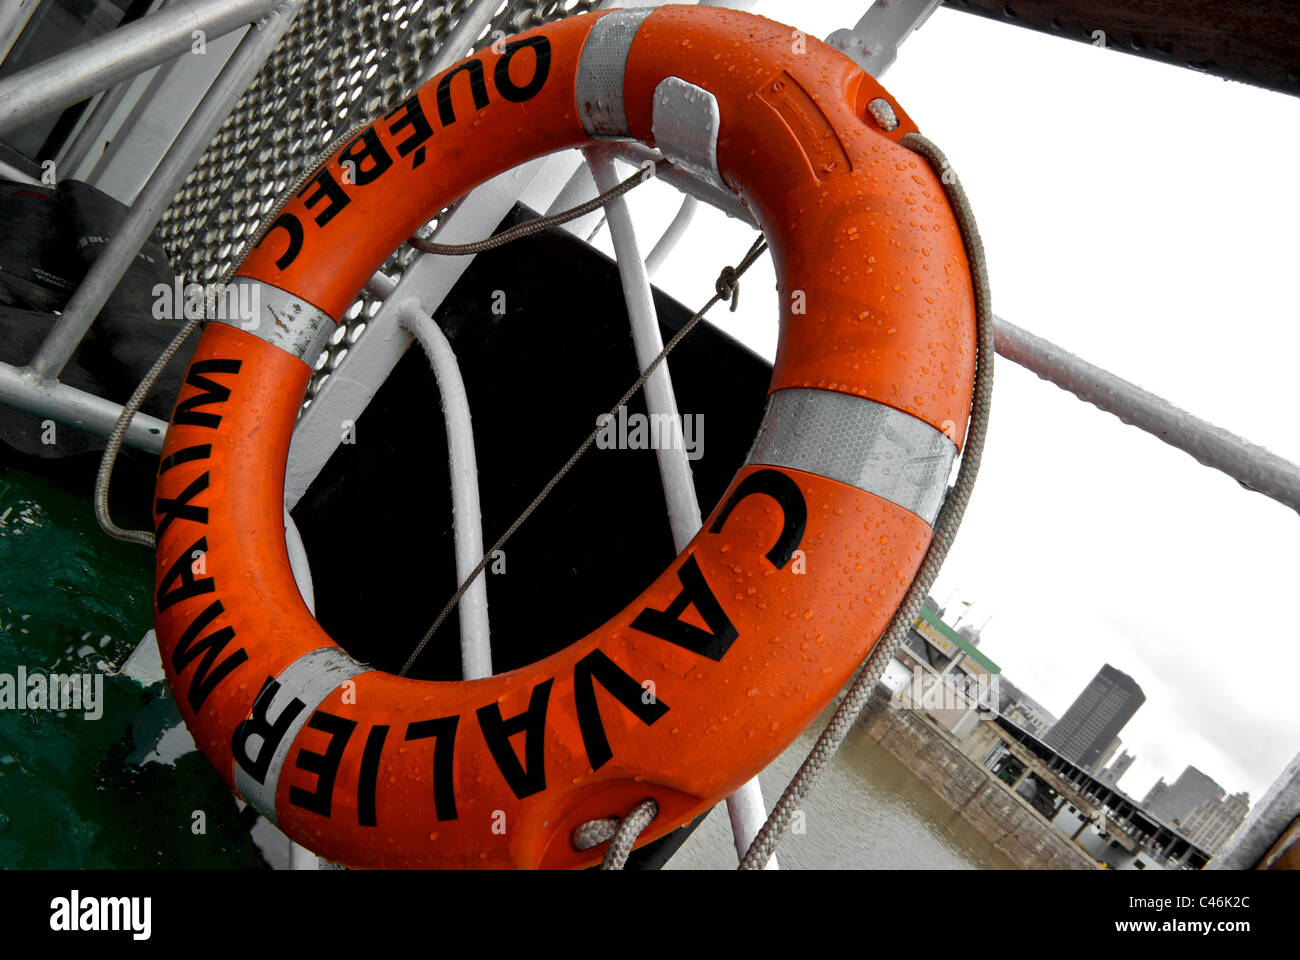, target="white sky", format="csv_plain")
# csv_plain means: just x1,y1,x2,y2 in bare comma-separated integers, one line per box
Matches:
590,2,1300,805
